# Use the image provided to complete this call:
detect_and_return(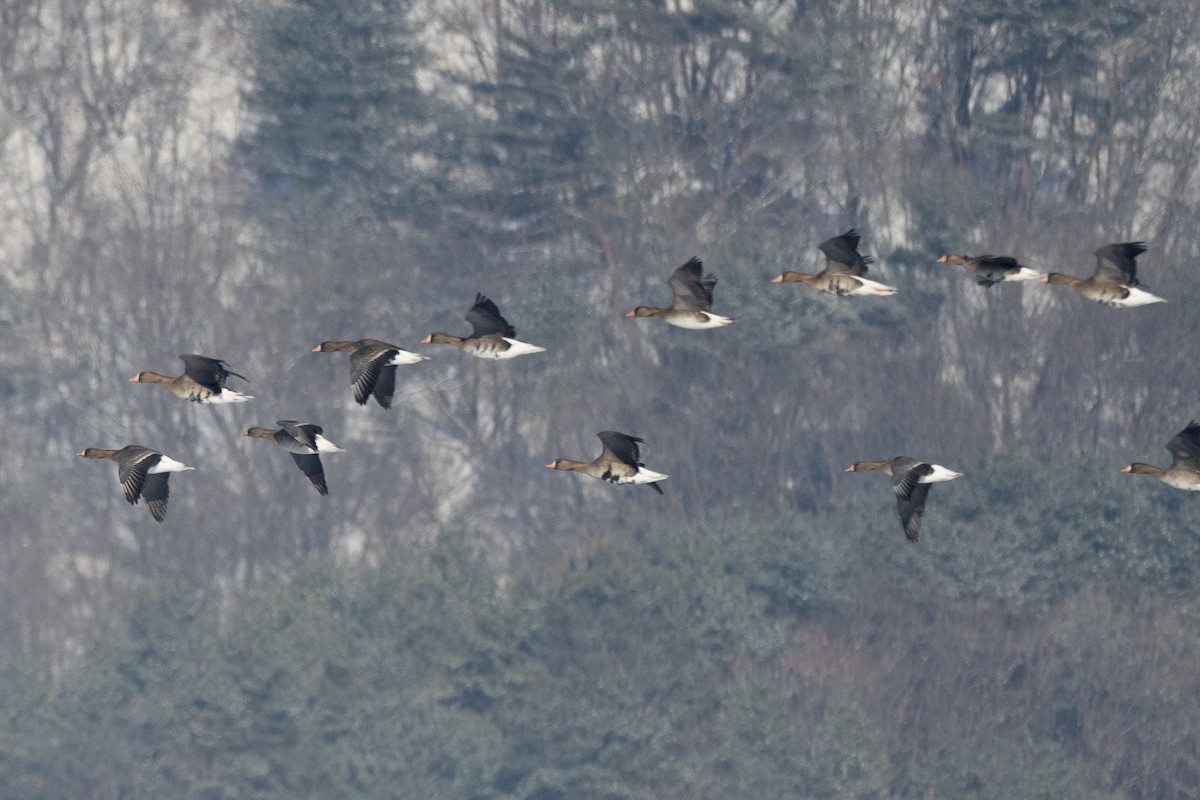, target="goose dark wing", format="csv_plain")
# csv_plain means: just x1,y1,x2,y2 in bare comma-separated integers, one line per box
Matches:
289,453,329,495
371,366,397,410
889,458,932,499
276,420,321,452
1167,421,1200,468
667,257,715,310
179,354,247,391
596,431,663,495
895,483,931,542
975,255,1019,272
596,431,645,469
1094,242,1146,285
818,229,873,276
116,446,160,506
889,459,934,542
466,294,516,338
141,473,171,522
972,255,1019,287
349,347,393,406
